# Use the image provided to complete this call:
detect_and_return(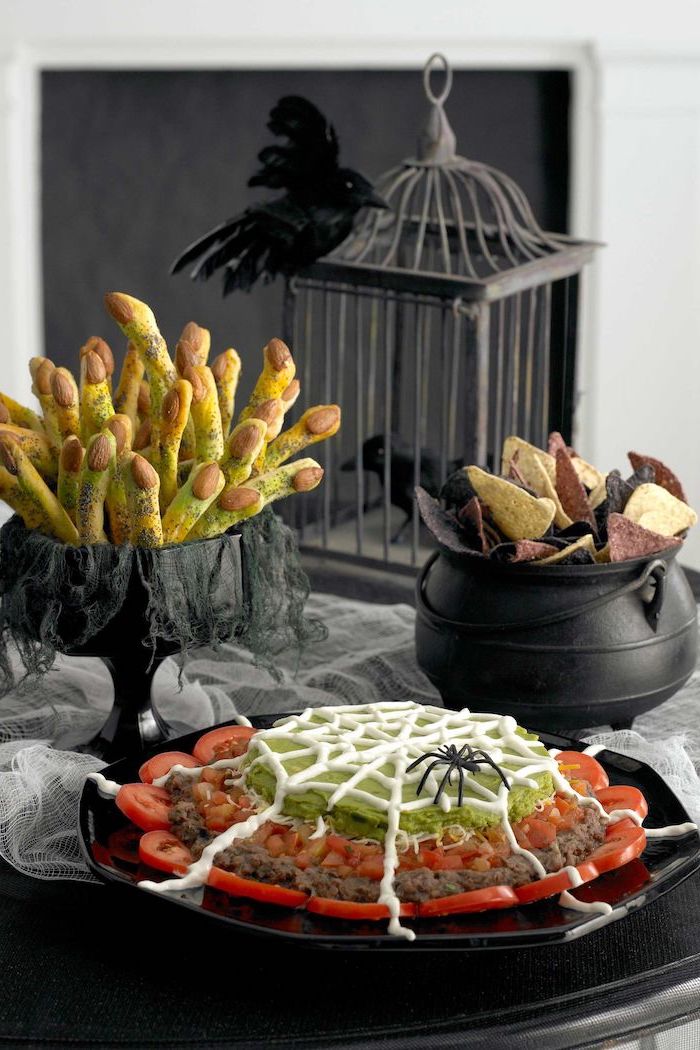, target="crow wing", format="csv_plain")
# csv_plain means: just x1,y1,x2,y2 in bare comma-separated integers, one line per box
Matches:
248,95,339,196
179,199,308,294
